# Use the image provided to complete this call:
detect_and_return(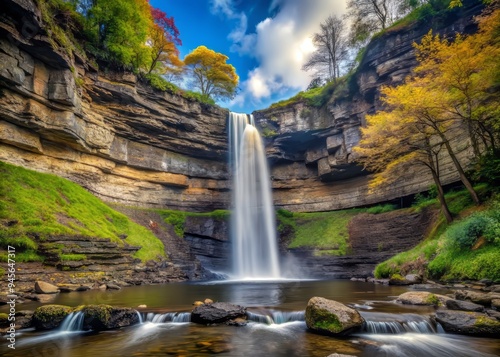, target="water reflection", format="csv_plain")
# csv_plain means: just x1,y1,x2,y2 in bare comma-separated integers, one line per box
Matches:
2,280,499,357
